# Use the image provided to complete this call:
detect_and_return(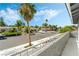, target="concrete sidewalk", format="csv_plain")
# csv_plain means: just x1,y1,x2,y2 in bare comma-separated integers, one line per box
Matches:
61,31,79,56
